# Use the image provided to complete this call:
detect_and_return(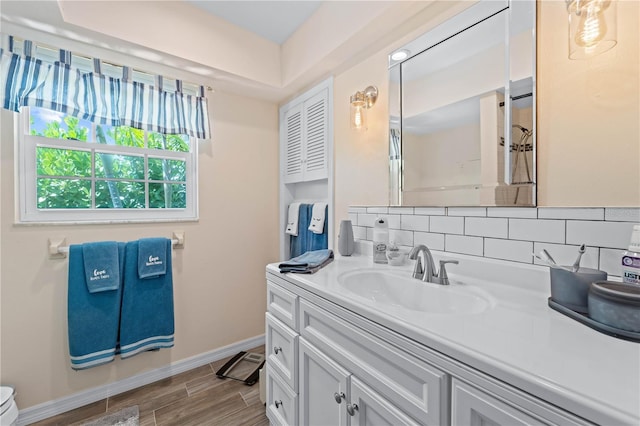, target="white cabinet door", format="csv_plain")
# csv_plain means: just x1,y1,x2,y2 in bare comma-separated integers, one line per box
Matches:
283,103,304,184
299,298,448,424
348,377,421,426
301,89,328,182
451,379,548,426
299,338,350,426
281,88,329,184
266,366,299,426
